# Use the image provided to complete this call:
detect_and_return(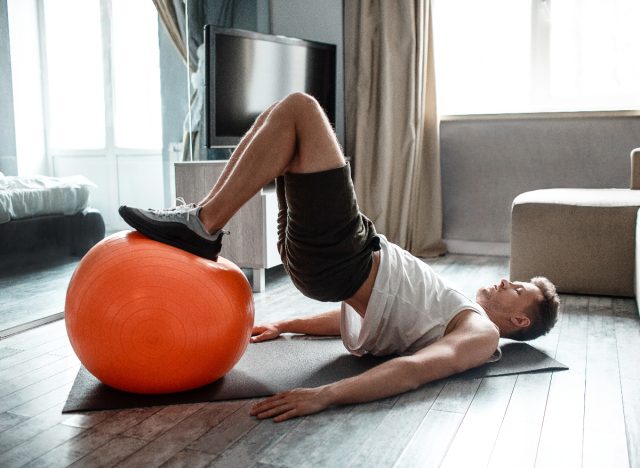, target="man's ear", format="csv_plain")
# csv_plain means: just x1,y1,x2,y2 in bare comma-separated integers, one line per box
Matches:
510,315,531,329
